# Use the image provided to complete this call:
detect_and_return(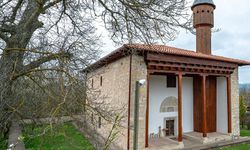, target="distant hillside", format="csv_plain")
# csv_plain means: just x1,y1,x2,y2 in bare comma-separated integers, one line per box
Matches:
240,84,250,92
